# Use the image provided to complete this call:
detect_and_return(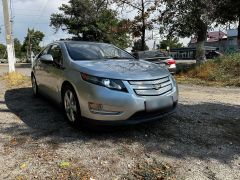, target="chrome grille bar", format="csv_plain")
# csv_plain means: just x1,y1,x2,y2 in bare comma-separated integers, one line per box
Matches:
128,76,173,96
